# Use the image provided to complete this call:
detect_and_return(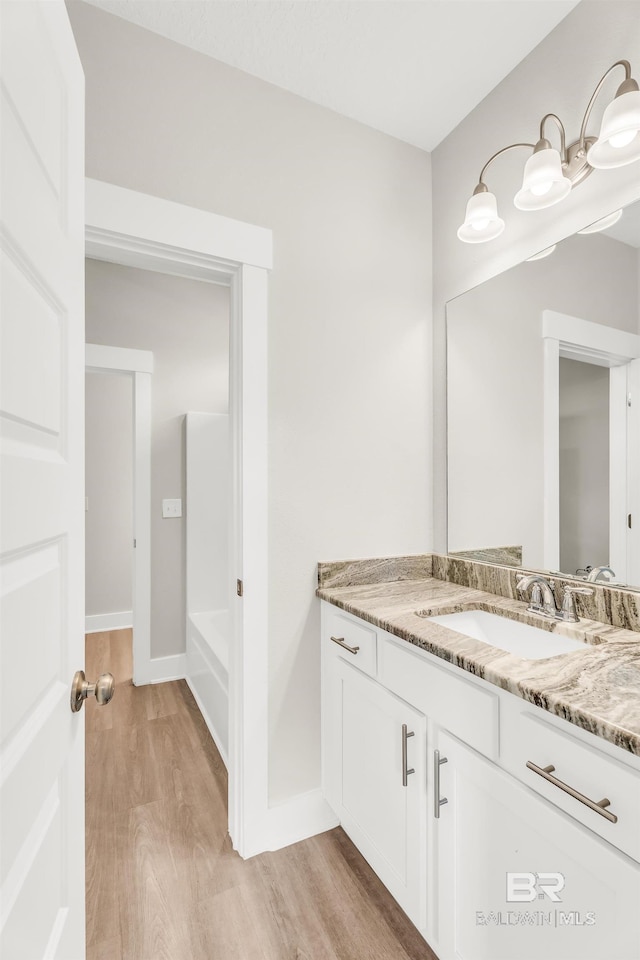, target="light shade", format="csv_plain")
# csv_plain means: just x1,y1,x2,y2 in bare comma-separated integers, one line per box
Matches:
587,89,640,168
578,209,623,234
457,189,505,243
514,146,572,211
526,244,557,261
